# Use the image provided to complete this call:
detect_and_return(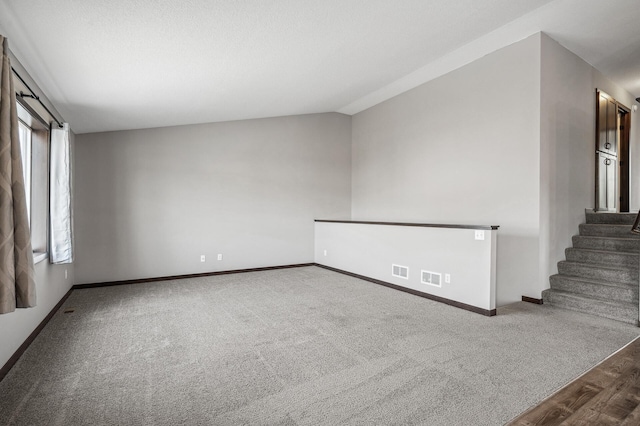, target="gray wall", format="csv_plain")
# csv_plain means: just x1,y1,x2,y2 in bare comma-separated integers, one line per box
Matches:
74,113,352,284
5,29,639,368
351,32,640,305
538,33,640,299
352,34,542,306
